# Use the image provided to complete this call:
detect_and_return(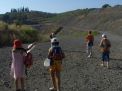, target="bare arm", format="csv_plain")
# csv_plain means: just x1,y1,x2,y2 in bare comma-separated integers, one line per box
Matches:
99,39,103,47
26,42,36,51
